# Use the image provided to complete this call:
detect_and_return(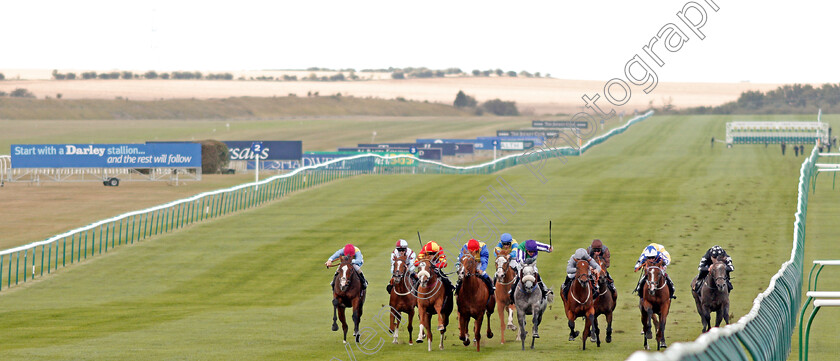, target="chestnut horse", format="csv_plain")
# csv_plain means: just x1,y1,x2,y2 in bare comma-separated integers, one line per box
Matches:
562,259,596,350
494,253,518,344
389,255,417,344
590,256,616,347
415,258,454,352
691,259,730,333
456,254,495,352
640,259,671,350
330,255,366,344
